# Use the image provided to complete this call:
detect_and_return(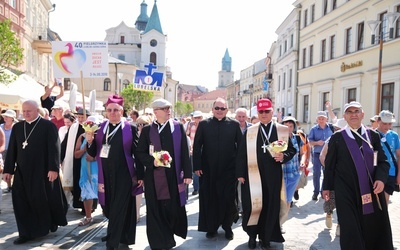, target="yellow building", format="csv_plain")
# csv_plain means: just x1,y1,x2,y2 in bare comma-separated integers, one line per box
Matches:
293,0,400,132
